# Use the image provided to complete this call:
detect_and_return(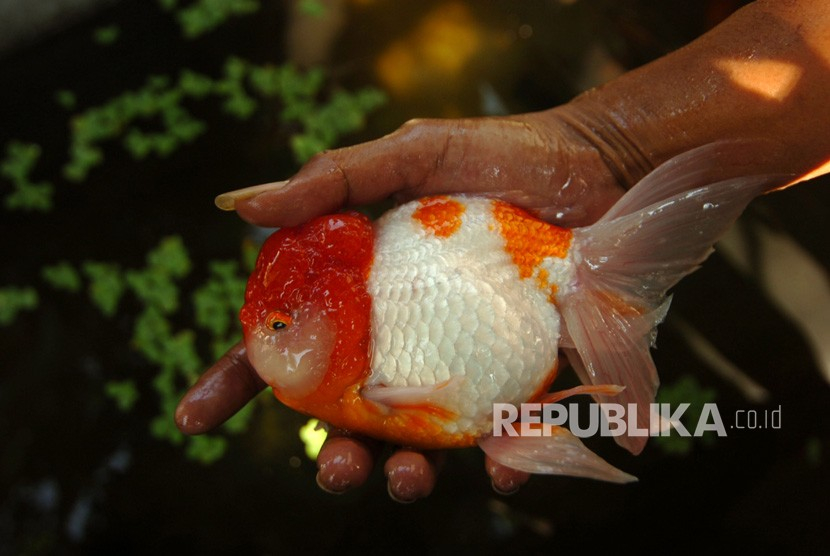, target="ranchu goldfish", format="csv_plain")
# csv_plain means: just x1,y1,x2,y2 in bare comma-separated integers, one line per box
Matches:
240,142,784,483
